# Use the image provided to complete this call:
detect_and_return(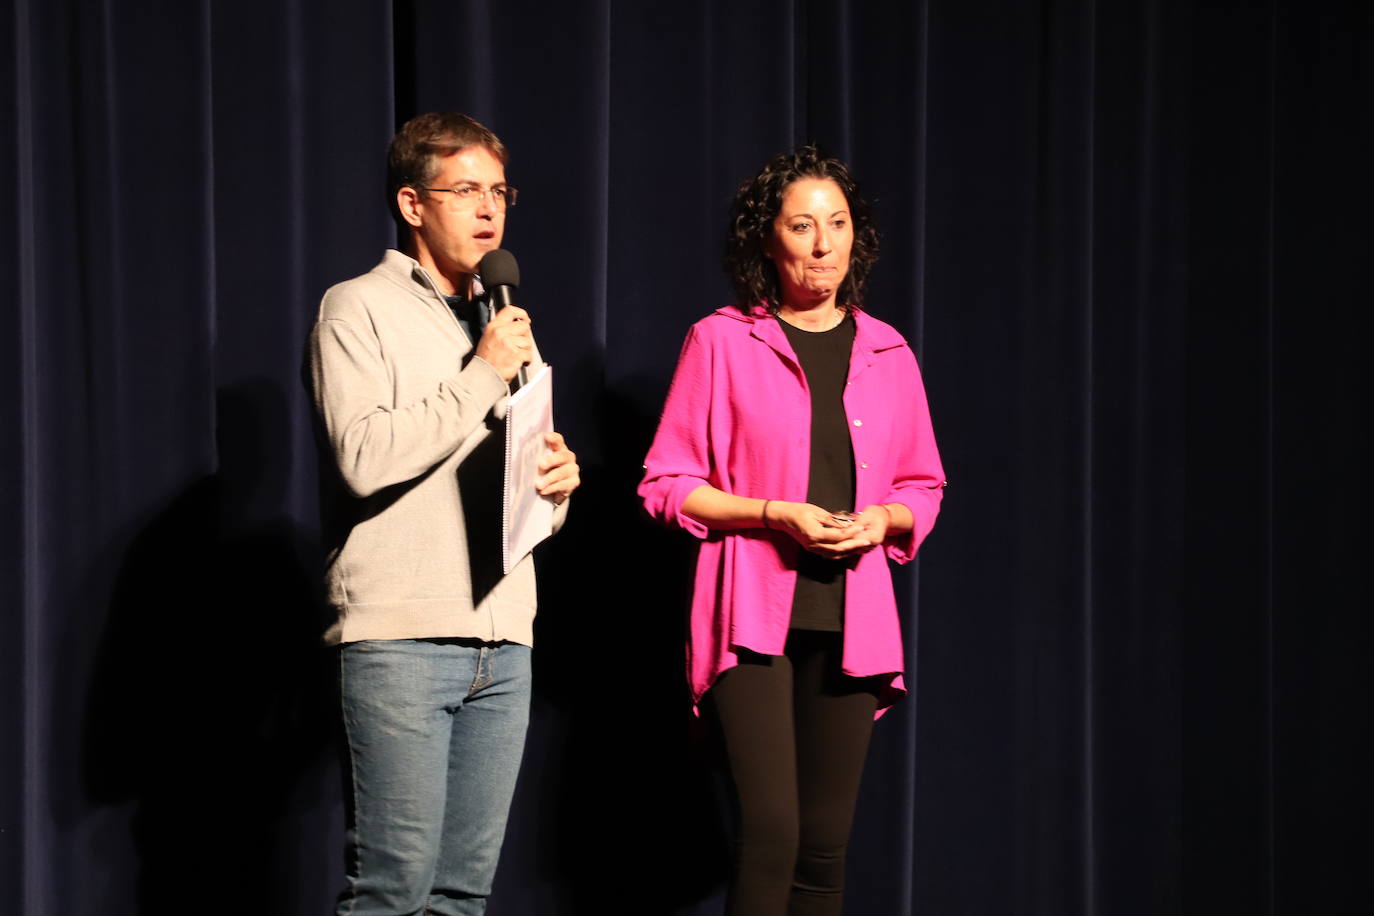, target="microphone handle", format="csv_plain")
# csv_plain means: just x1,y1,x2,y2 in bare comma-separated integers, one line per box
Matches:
486,285,528,387
489,285,517,312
